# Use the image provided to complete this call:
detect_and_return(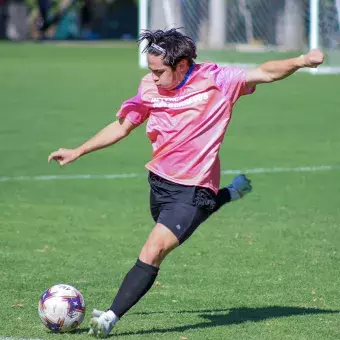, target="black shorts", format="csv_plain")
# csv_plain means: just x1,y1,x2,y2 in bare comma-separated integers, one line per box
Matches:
149,172,217,244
